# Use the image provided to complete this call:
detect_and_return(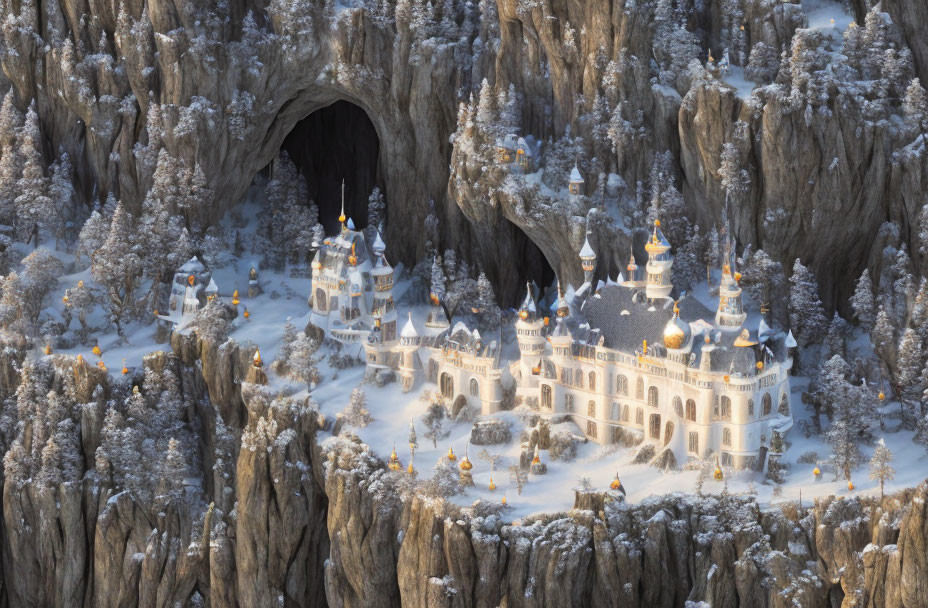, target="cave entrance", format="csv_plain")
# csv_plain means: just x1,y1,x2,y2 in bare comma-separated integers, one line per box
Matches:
506,220,555,306
281,100,384,235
